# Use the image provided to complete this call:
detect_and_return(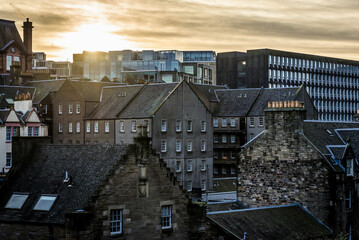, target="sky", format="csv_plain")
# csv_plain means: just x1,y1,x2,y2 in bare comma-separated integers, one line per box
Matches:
2,0,359,61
